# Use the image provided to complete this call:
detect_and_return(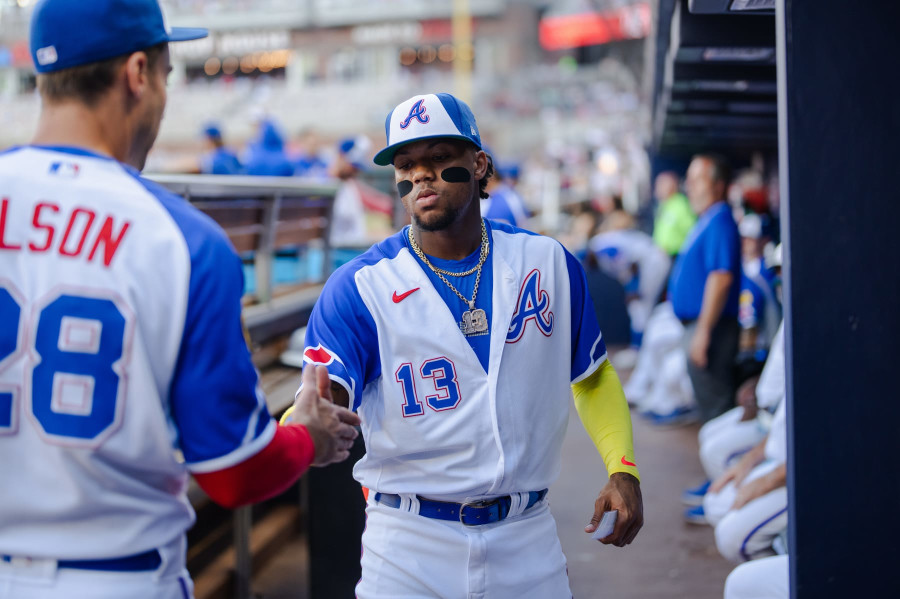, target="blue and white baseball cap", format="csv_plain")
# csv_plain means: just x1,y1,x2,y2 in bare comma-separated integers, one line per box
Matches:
30,0,208,74
373,93,482,166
